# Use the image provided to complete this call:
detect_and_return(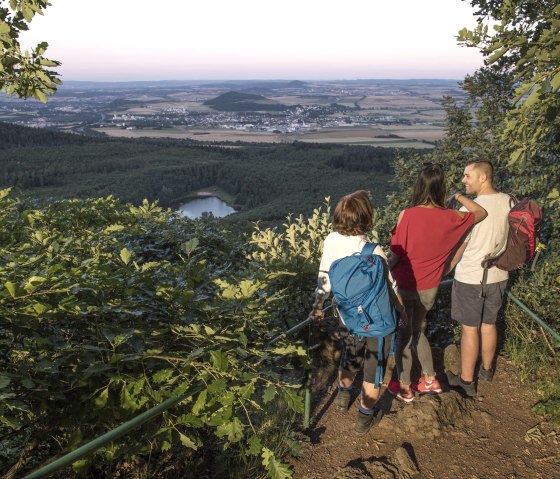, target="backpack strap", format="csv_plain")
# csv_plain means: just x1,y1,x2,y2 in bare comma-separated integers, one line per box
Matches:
373,331,396,389
507,193,519,208
360,242,378,258
374,335,384,388
480,263,489,299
